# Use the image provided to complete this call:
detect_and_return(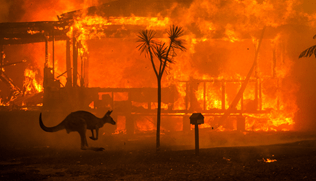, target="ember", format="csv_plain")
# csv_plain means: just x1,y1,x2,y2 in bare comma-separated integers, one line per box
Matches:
262,158,277,163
